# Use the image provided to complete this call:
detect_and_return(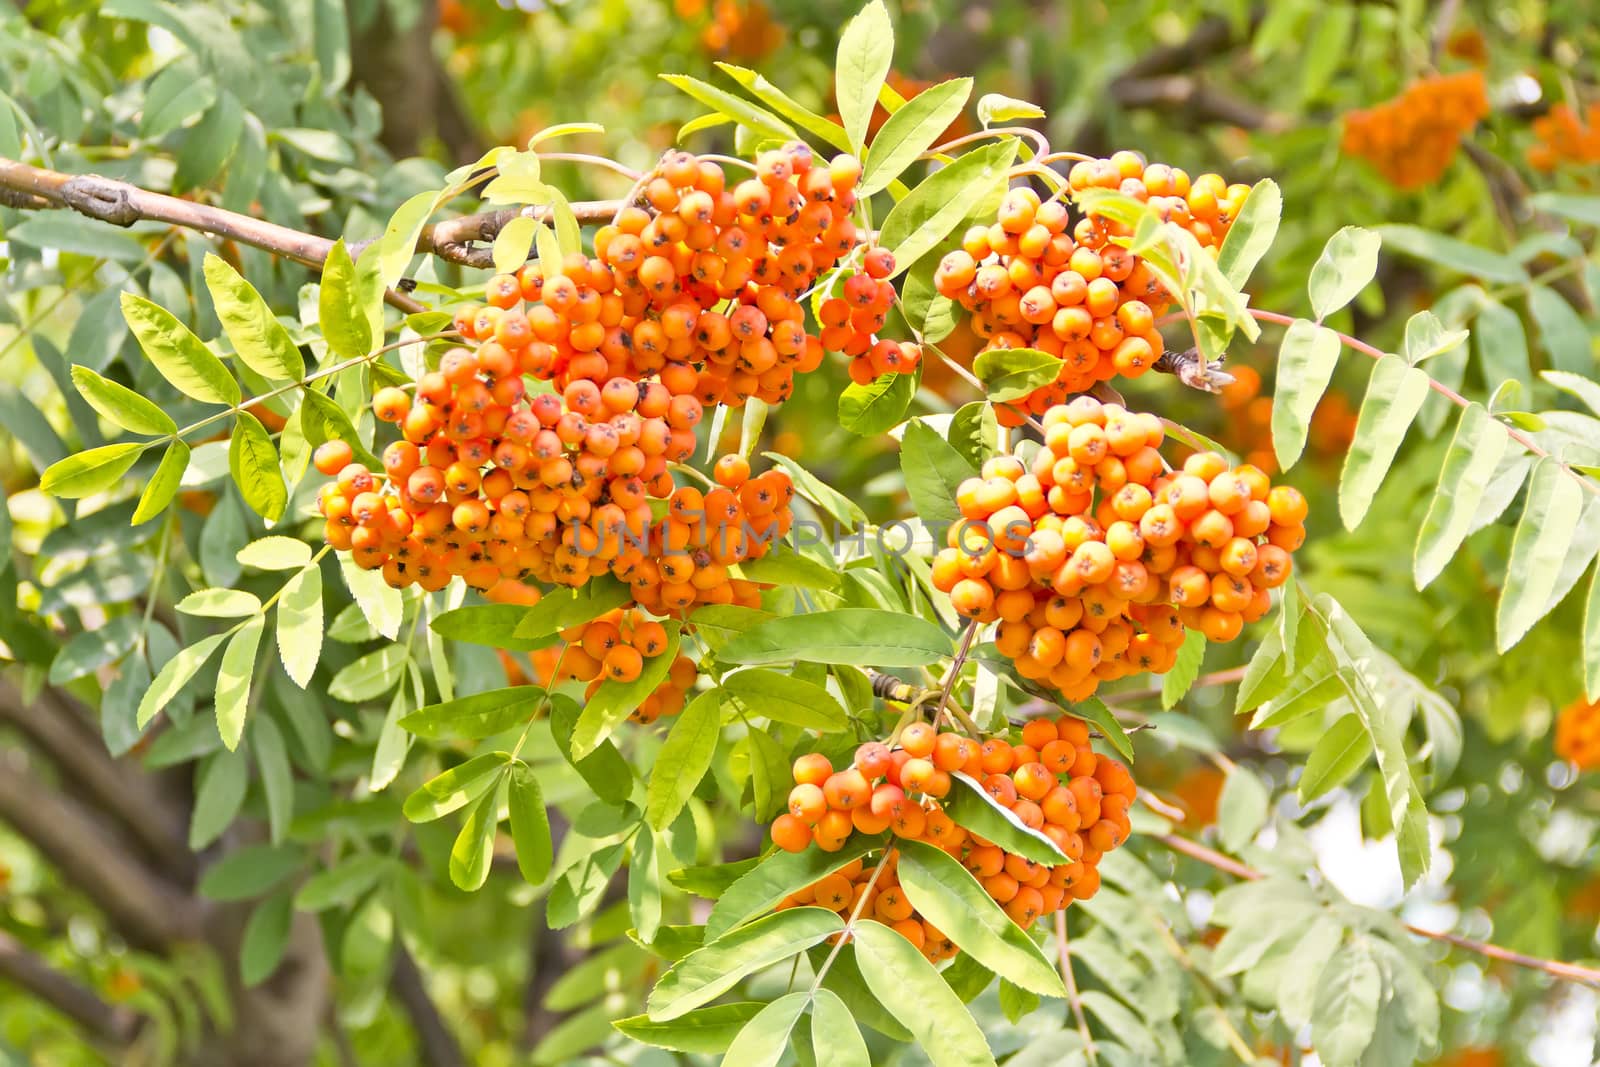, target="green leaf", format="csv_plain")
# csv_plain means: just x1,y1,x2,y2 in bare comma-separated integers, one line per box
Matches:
1311,940,1382,1067
975,93,1044,125
838,372,916,435
1473,298,1531,391
120,291,239,405
512,578,633,641
647,907,844,1021
660,74,798,144
1401,311,1469,366
1497,458,1586,652
878,141,1018,278
203,254,304,382
70,365,177,436
736,552,841,592
1068,696,1133,761
1216,765,1270,852
215,615,263,749
944,772,1069,865
897,840,1065,997
300,389,381,471
275,563,323,688
178,588,262,618
1298,713,1371,802
1377,224,1529,285
614,1003,765,1055
851,921,997,1067
39,442,144,498
509,762,553,885
720,991,808,1067
199,844,302,901
706,836,883,940
400,687,543,740
328,644,407,702
714,64,851,151
1529,191,1600,226
1308,226,1381,320
133,440,189,523
810,987,870,1067
229,412,287,523
721,669,848,730
1217,178,1282,288
551,695,633,805
48,616,142,685
1340,355,1430,529
376,190,439,289
189,747,248,849
253,714,293,843
862,78,973,195
493,215,538,275
319,239,375,362
138,632,229,727
241,890,293,986
719,609,950,667
1413,404,1508,588
547,842,628,930
293,853,395,911
901,418,973,529
1527,286,1591,375
836,0,893,150
175,90,244,191
1271,319,1342,470
234,537,311,571
402,752,512,822
571,625,683,758
141,65,217,137
428,604,549,651
449,780,504,891
972,348,1062,403
646,689,722,831
1160,630,1206,709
